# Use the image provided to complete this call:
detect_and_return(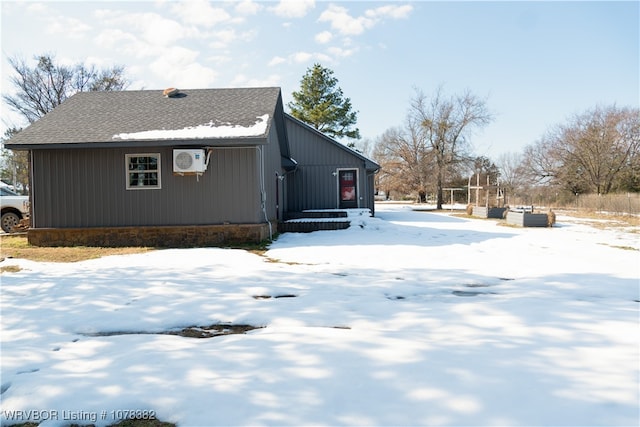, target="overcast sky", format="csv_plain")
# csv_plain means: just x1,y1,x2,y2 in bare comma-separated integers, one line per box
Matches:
1,0,638,158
